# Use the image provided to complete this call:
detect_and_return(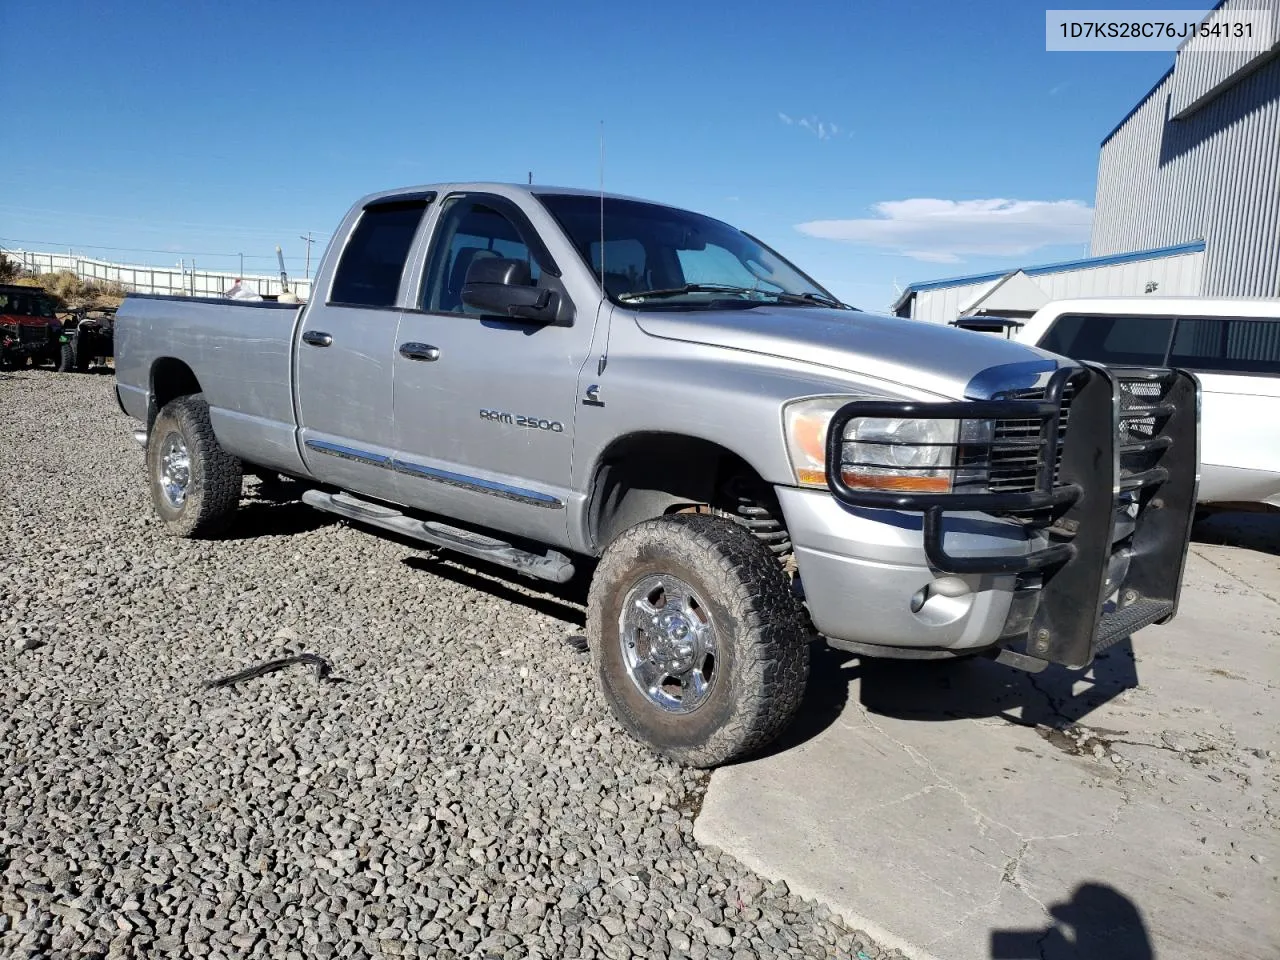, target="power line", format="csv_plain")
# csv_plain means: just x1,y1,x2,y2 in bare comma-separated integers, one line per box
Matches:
0,203,331,240
0,237,316,263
